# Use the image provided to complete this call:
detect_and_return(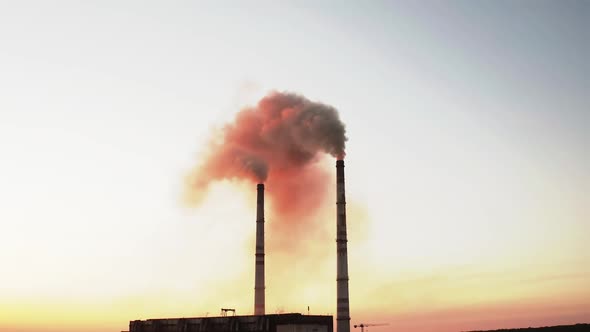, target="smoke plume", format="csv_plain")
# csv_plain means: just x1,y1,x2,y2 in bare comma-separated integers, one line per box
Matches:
185,91,347,248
